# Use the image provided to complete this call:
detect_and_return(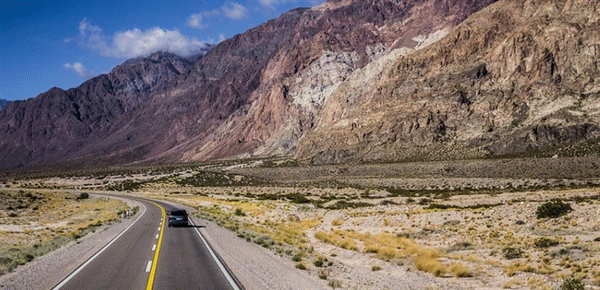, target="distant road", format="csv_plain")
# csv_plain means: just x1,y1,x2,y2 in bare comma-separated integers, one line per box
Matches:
53,197,240,290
